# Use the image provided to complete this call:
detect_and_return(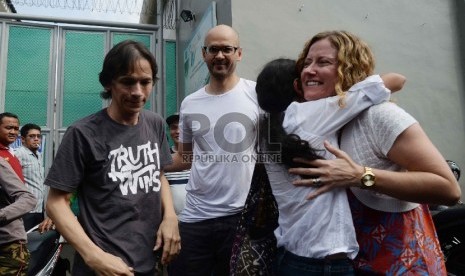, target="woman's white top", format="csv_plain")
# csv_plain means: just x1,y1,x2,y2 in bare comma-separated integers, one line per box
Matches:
340,102,419,213
266,75,389,259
